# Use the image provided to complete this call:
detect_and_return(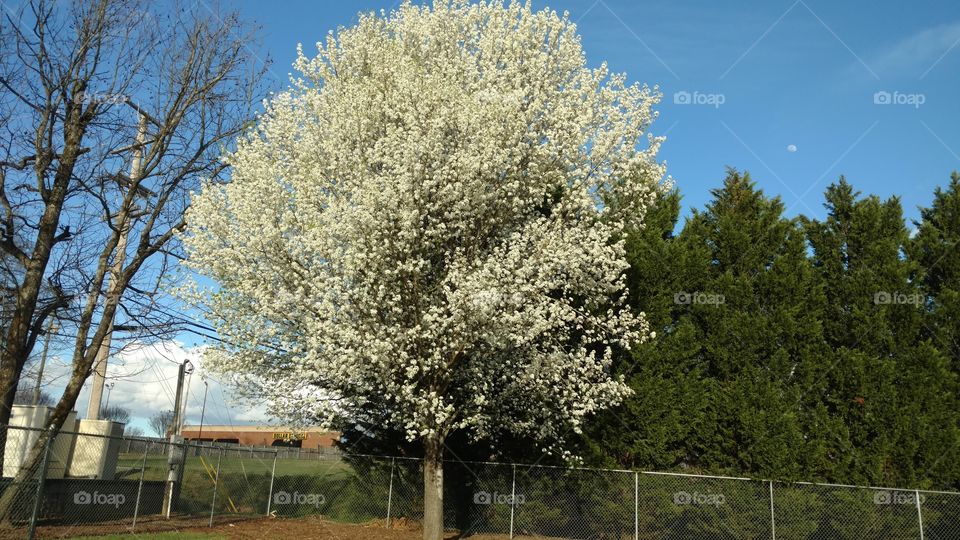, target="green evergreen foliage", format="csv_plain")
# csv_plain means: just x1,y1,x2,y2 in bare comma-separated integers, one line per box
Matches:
911,173,960,367
581,169,960,490
804,178,958,488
